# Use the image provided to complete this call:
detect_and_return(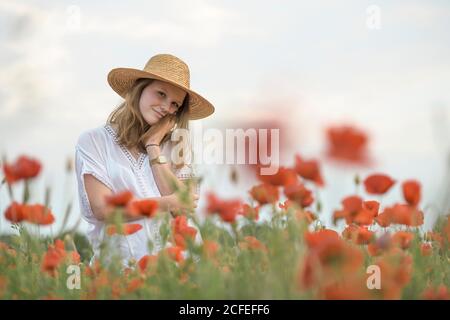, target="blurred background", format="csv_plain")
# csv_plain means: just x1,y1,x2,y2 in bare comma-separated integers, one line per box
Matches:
1,0,449,234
